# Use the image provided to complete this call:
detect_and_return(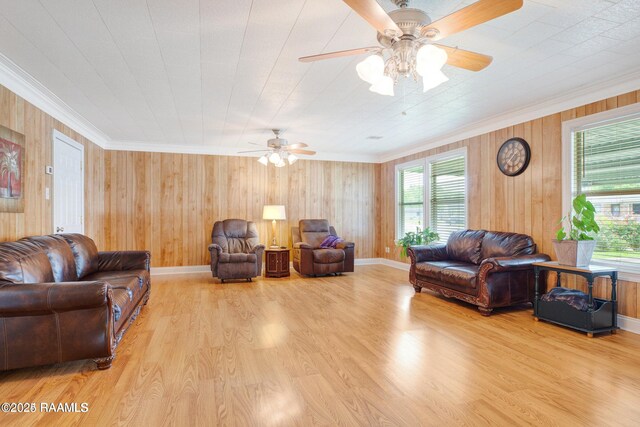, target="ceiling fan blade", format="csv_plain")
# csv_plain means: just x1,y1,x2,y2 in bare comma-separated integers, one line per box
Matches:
287,149,316,155
299,46,379,63
284,142,308,149
421,0,523,41
435,44,493,71
238,149,269,153
247,142,264,146
343,0,402,38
